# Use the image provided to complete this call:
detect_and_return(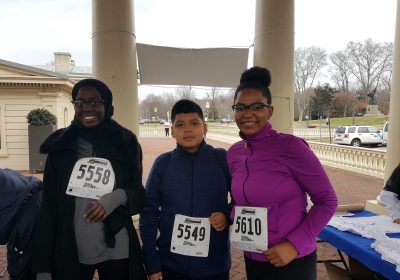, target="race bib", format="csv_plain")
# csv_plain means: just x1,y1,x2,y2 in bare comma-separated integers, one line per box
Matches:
66,157,115,199
170,214,211,257
230,206,268,253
